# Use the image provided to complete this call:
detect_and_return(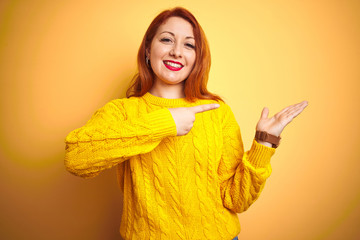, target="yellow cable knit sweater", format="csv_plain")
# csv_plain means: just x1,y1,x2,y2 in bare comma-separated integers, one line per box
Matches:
65,92,275,240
